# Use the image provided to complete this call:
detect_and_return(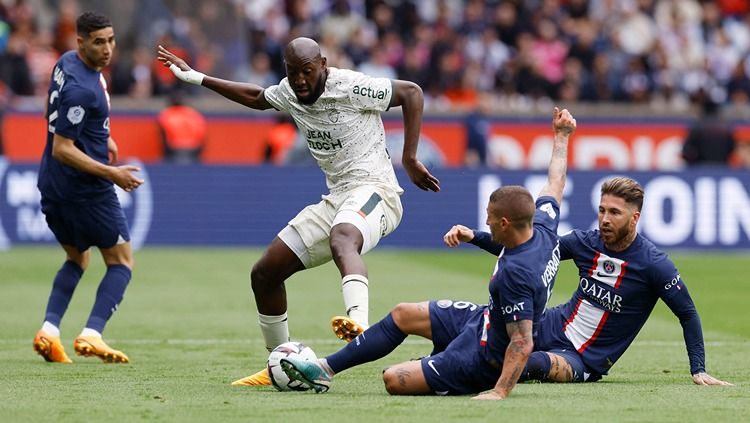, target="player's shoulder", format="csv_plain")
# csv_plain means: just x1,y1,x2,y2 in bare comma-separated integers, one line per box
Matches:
632,234,671,266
